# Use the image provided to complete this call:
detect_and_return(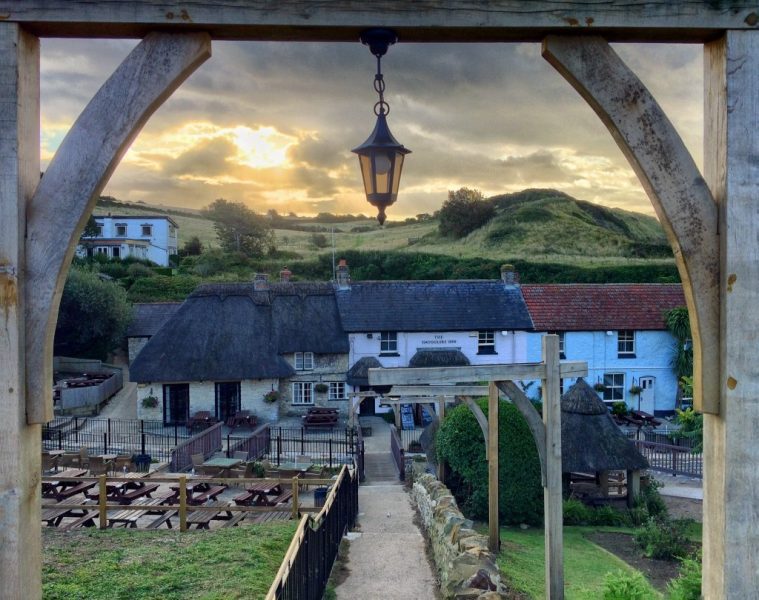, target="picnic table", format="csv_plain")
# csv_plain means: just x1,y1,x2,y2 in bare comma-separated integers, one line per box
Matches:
107,497,166,528
272,462,313,479
201,457,242,478
234,481,283,506
41,469,89,499
167,481,227,505
186,501,233,529
226,410,257,428
187,411,215,432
